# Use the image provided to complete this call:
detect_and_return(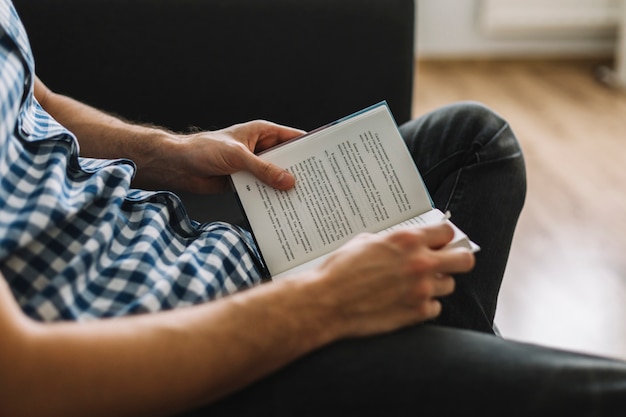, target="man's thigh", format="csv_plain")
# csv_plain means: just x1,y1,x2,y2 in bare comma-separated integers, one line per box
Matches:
185,324,626,417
